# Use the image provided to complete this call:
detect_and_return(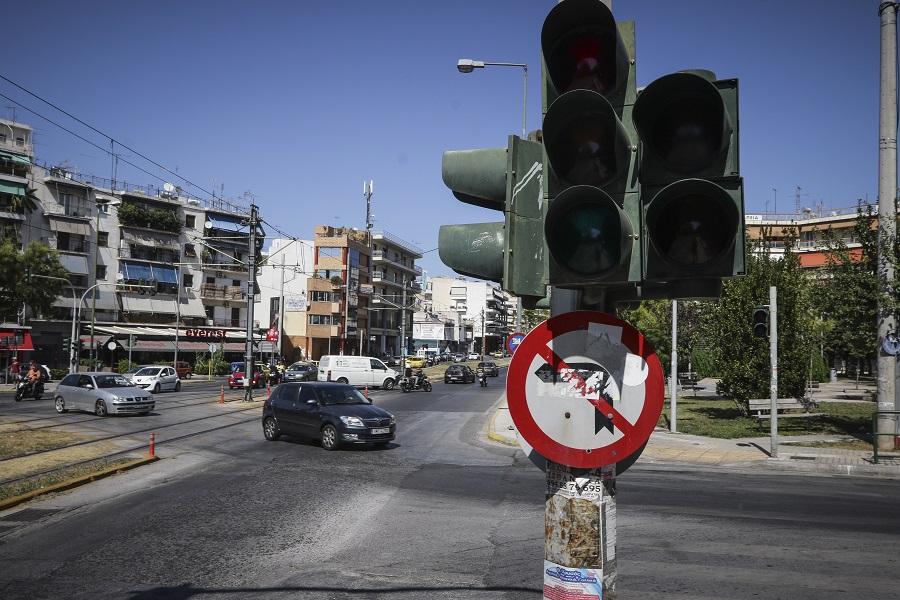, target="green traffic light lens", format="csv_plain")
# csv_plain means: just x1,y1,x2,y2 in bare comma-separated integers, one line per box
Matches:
549,202,623,276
